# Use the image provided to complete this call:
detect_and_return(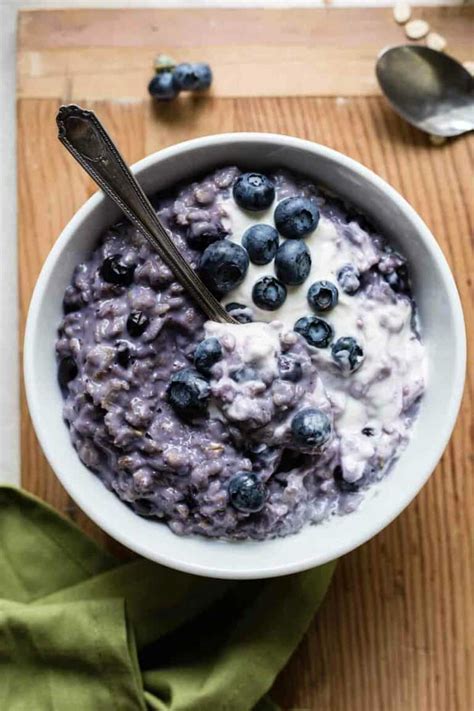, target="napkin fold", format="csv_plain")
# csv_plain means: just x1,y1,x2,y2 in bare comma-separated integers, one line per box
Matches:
0,486,335,710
